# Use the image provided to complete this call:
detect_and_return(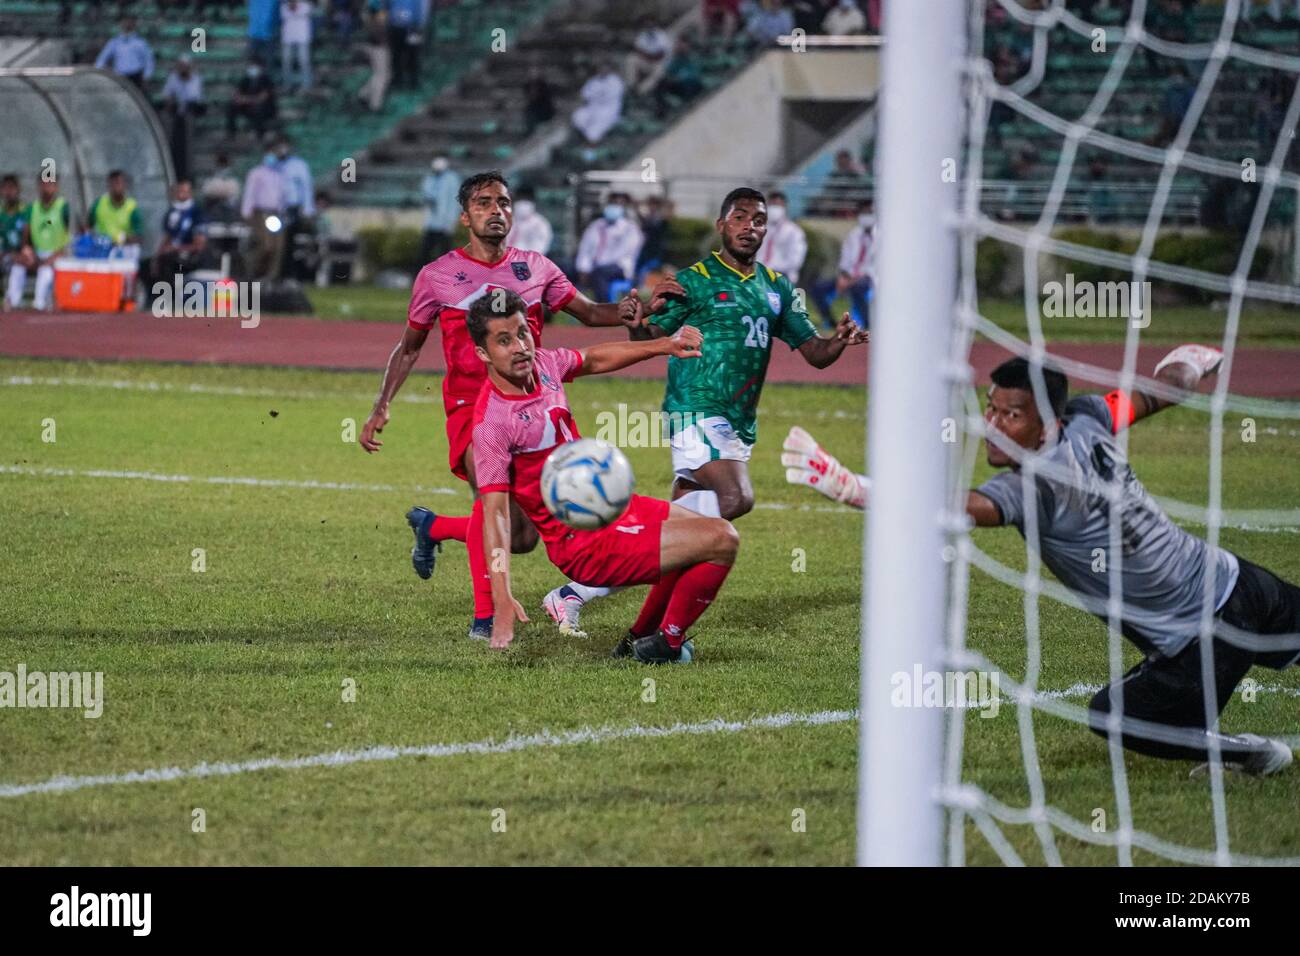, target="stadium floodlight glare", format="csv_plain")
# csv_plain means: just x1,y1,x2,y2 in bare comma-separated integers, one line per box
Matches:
859,0,965,867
